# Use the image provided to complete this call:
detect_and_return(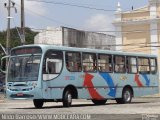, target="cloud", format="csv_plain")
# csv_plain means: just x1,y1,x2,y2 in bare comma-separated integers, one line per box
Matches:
84,14,114,34
13,0,47,16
